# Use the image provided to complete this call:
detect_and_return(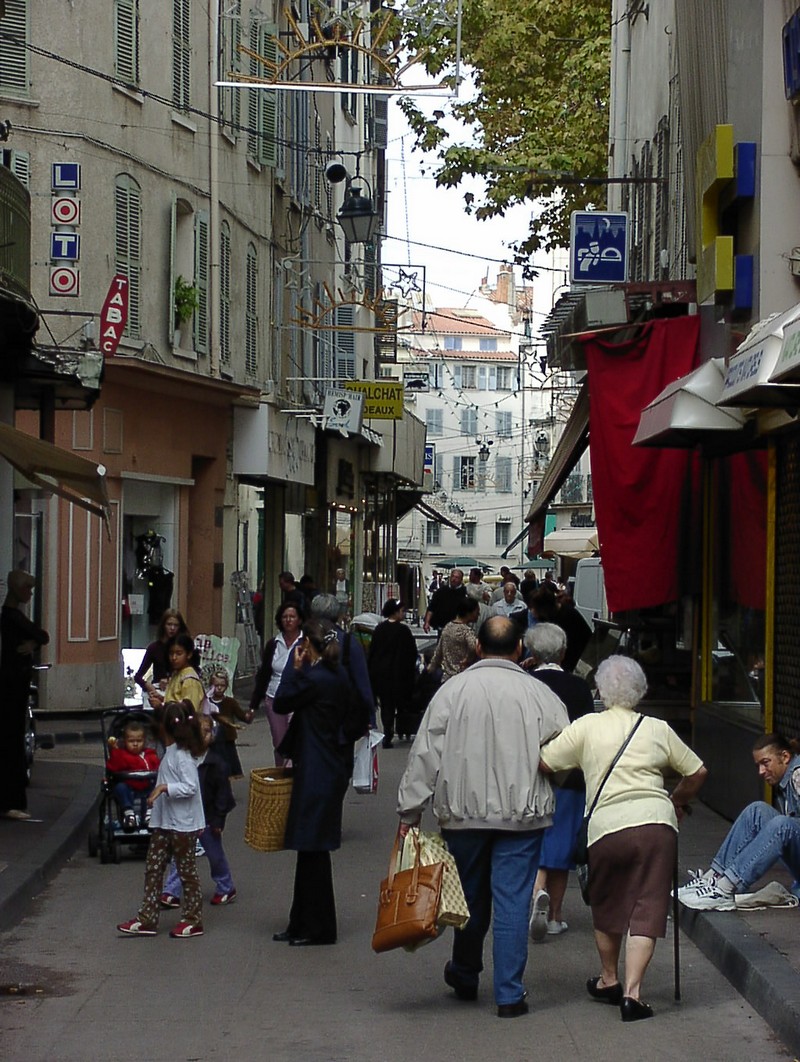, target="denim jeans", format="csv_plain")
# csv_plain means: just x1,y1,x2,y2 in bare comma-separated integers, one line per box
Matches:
441,828,543,1006
711,802,800,890
163,825,234,897
113,781,152,820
